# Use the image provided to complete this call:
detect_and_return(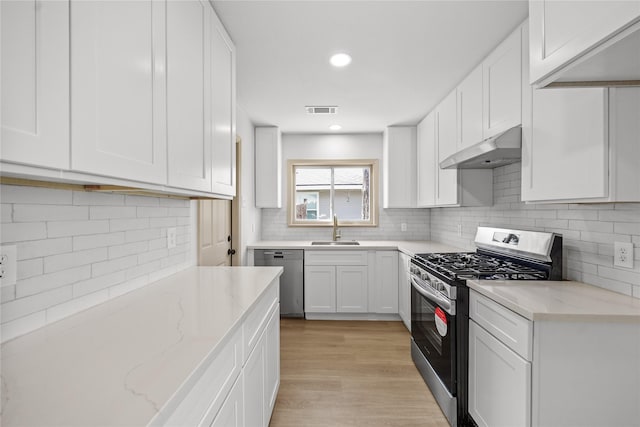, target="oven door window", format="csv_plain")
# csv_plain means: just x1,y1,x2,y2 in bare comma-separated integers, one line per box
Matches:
411,284,456,393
